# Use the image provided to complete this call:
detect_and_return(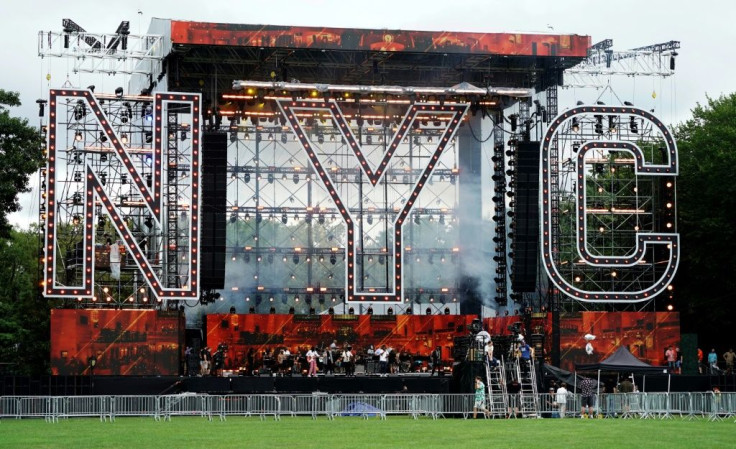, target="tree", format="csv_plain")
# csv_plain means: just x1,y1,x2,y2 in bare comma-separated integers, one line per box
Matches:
0,227,49,375
0,90,44,238
674,93,736,349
